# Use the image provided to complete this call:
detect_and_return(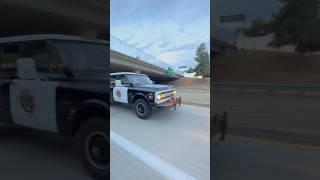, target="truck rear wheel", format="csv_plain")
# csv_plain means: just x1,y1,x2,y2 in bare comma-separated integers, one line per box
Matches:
78,117,109,180
134,98,152,119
